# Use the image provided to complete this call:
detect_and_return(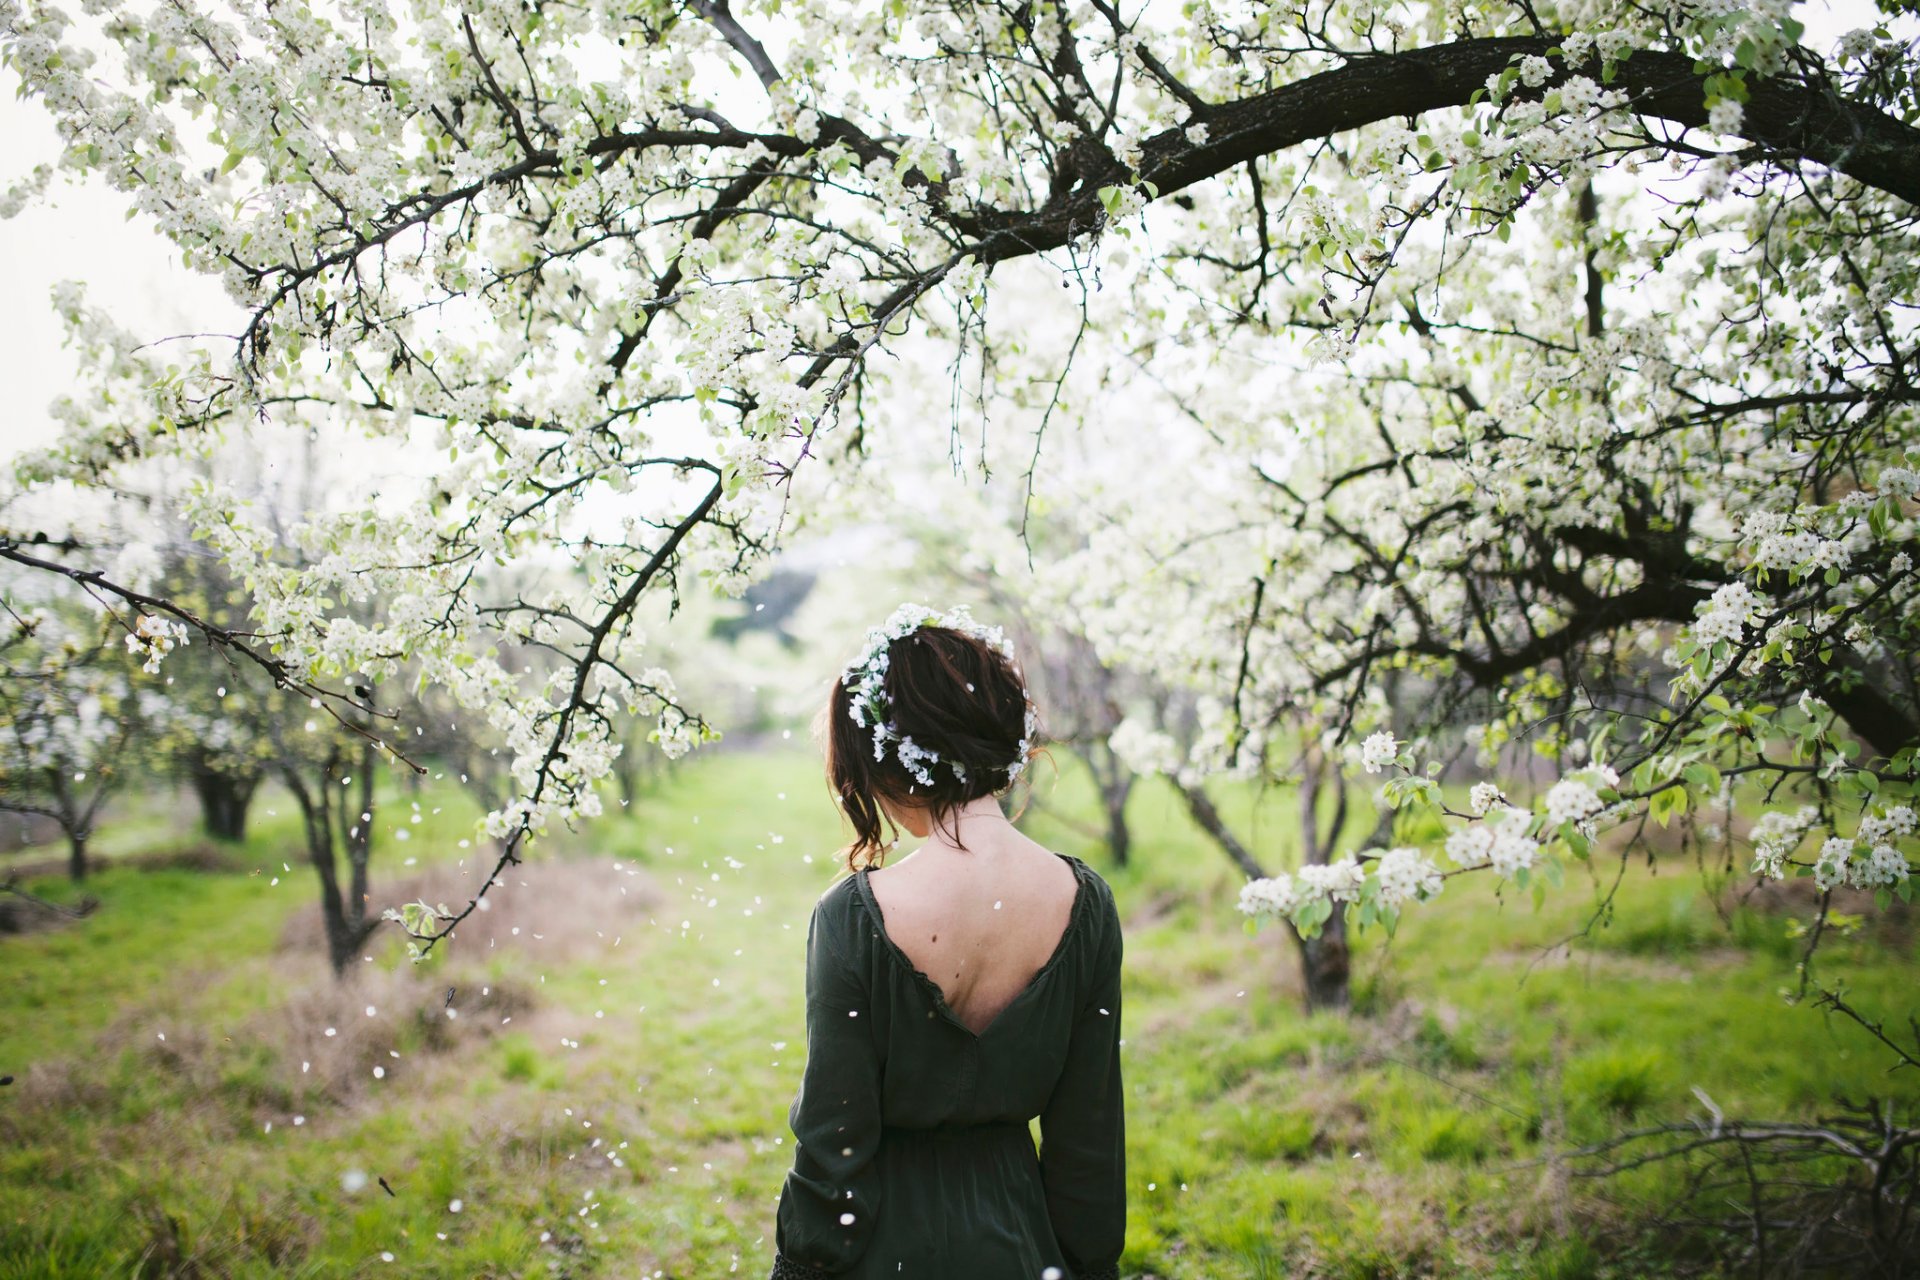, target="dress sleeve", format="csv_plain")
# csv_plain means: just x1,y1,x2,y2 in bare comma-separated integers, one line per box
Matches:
1038,890,1126,1280
772,889,884,1279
